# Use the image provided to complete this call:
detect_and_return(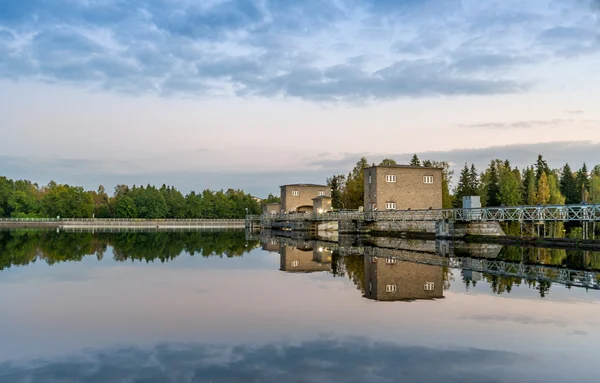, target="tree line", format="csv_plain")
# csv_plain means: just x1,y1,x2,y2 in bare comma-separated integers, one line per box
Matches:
0,176,279,219
327,154,600,210
453,155,599,208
